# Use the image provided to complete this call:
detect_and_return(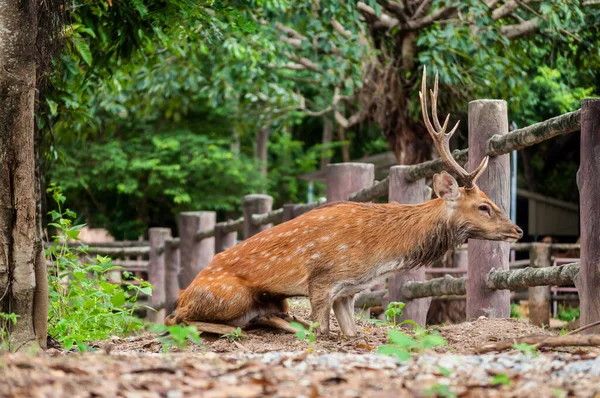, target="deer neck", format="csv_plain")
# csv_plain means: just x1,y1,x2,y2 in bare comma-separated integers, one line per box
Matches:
385,199,468,269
